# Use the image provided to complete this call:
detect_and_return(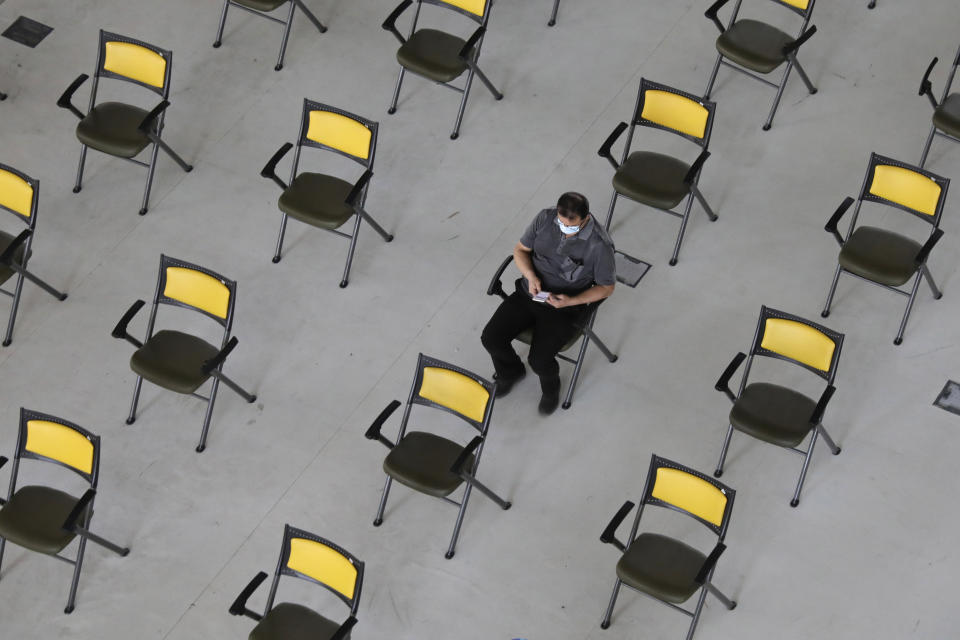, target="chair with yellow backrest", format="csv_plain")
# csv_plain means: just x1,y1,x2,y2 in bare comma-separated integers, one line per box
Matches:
0,408,129,613
822,153,948,345
703,0,818,130
365,353,511,558
261,99,393,288
0,164,68,347
230,524,363,640
111,255,257,452
382,0,503,139
599,79,717,266
57,30,193,216
714,306,843,506
918,45,960,168
213,0,327,72
599,454,736,638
